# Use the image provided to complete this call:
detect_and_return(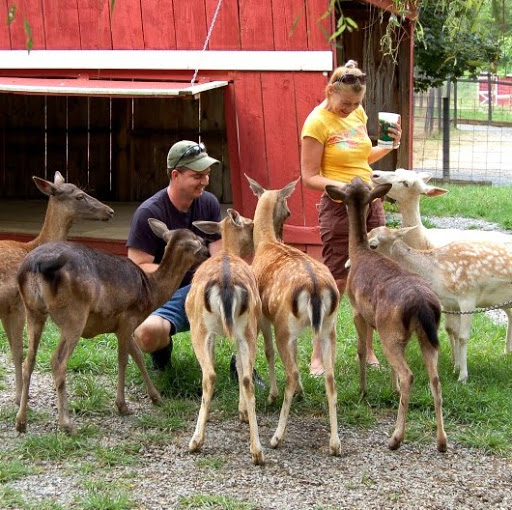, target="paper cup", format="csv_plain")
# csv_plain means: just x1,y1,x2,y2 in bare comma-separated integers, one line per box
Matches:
378,112,400,148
